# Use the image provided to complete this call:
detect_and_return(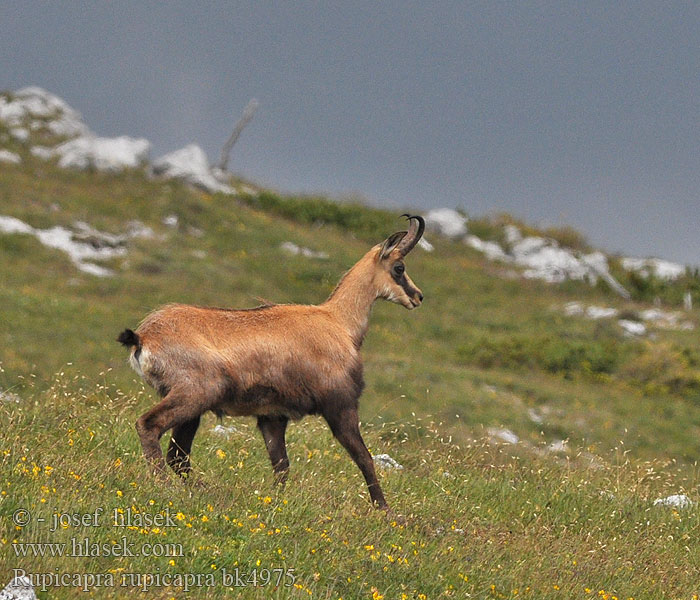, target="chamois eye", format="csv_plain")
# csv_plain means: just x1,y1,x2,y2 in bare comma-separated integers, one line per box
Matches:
393,263,405,276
